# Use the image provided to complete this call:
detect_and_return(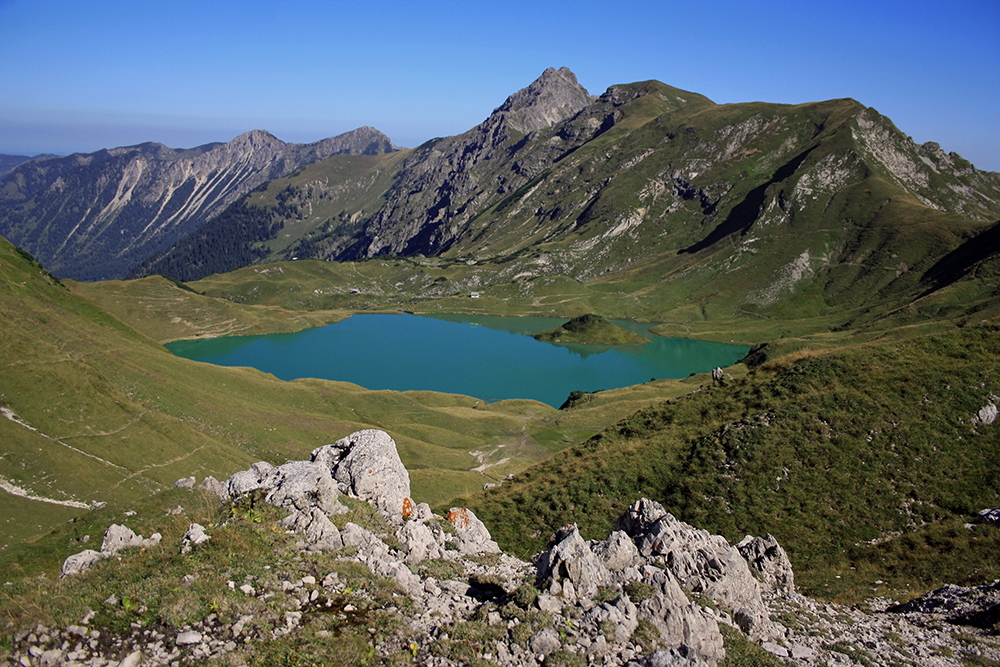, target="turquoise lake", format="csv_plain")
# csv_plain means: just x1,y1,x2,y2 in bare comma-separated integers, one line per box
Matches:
165,313,749,408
